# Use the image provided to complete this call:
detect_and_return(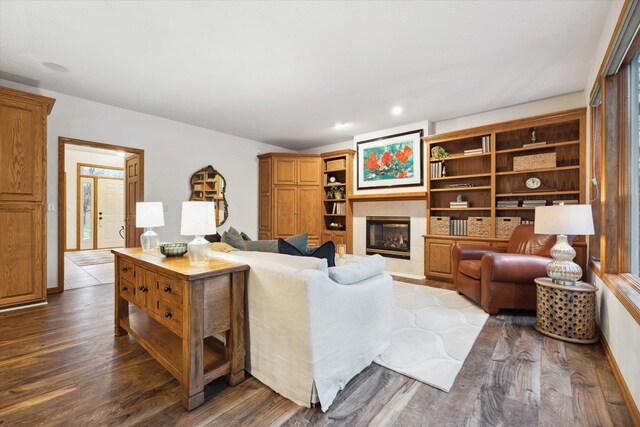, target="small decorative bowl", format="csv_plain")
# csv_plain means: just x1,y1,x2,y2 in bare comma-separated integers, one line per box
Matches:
159,243,188,257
